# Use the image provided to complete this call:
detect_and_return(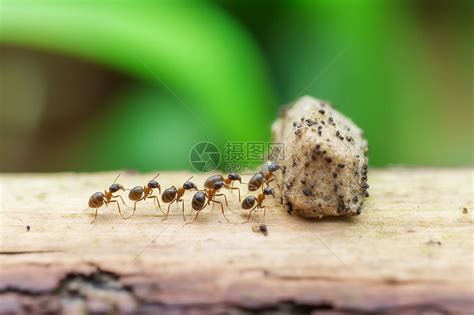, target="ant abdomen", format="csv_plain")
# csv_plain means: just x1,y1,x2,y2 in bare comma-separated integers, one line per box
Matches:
204,175,224,189
248,173,264,191
89,192,105,208
128,186,144,201
162,187,177,203
192,191,207,211
241,196,257,209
